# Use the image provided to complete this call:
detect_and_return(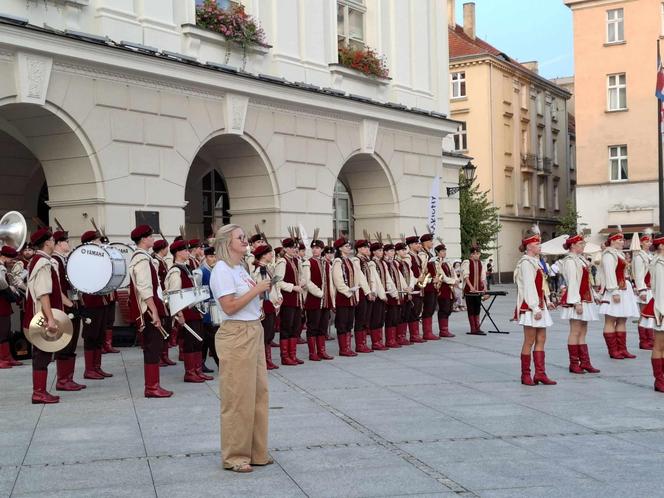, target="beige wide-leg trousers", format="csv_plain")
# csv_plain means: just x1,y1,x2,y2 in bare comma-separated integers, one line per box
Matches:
215,319,270,469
